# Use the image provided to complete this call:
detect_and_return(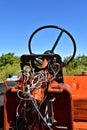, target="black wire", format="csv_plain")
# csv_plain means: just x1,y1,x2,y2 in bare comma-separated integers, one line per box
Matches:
32,100,52,130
